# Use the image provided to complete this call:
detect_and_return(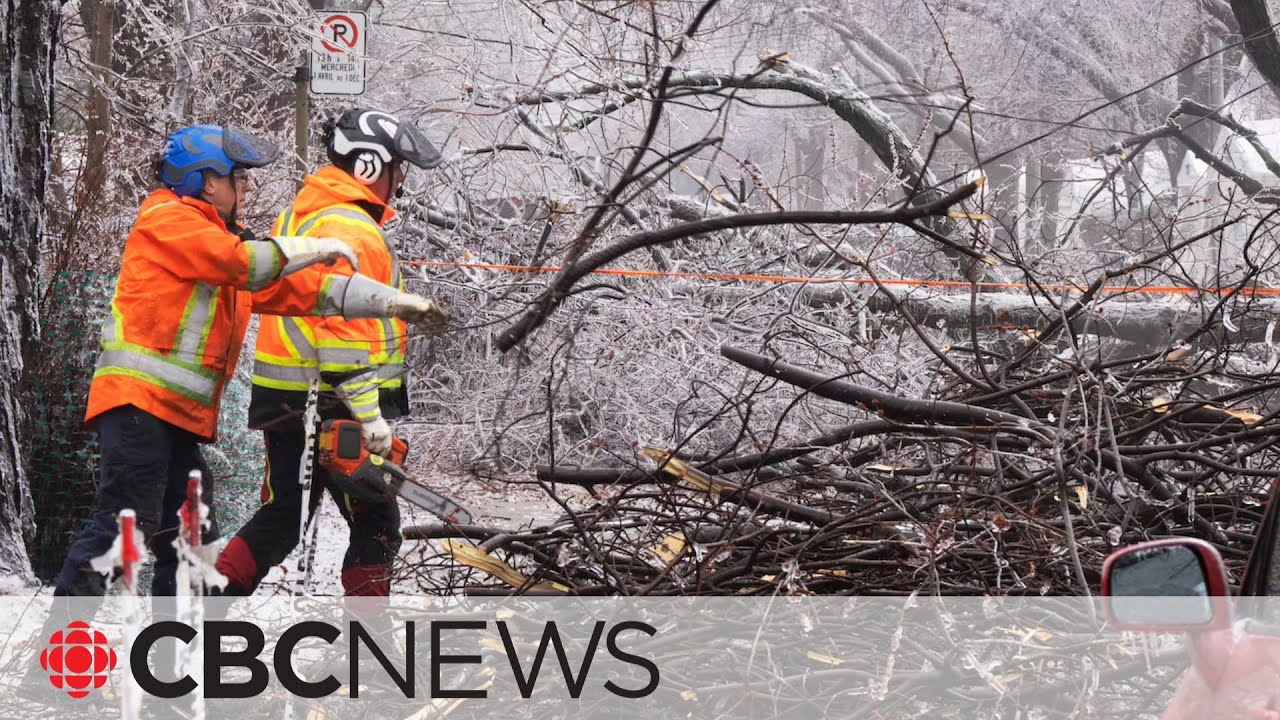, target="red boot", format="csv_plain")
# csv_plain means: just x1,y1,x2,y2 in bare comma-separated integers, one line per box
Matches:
214,536,259,595
342,564,391,596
